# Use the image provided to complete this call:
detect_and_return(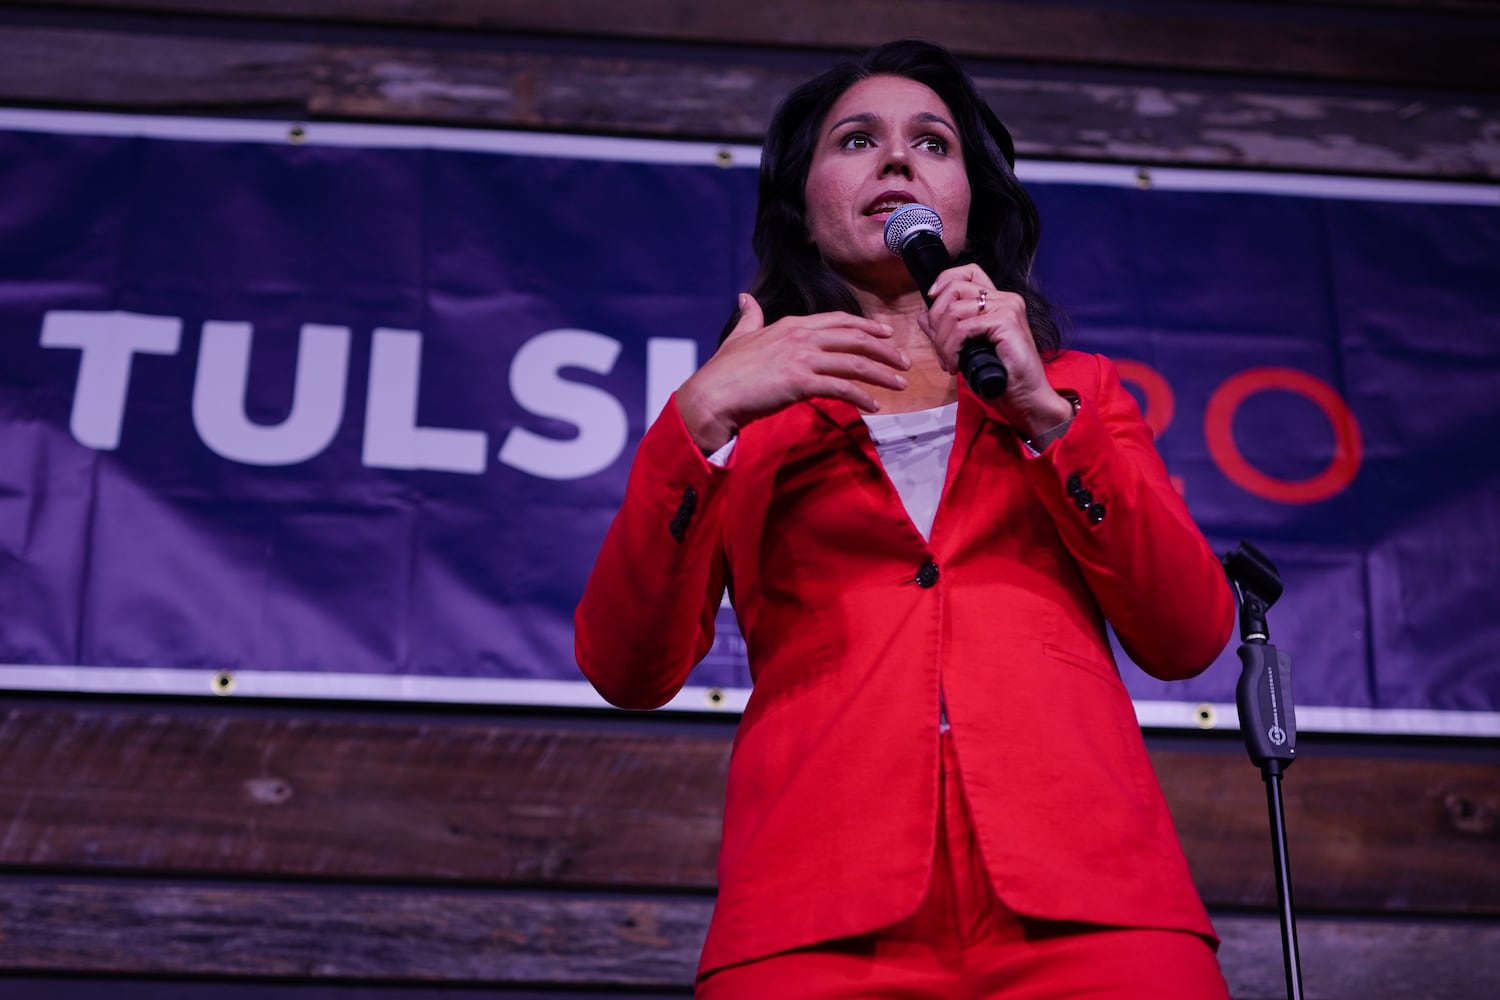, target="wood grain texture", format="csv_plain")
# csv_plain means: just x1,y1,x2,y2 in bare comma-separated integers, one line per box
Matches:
1,706,1496,914
13,0,1500,89
312,44,1500,180
1155,745,1500,914
0,26,310,109
4,26,1498,179
0,877,1494,997
1212,912,1500,1000
971,77,1500,179
0,706,727,887
309,46,798,140
0,880,707,985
